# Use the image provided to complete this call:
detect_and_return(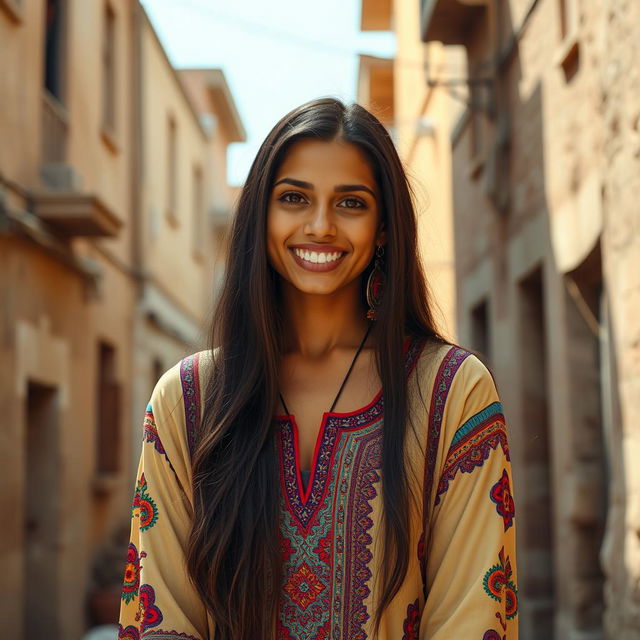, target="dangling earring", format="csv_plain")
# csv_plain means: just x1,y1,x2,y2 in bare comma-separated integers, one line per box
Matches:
366,244,385,320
